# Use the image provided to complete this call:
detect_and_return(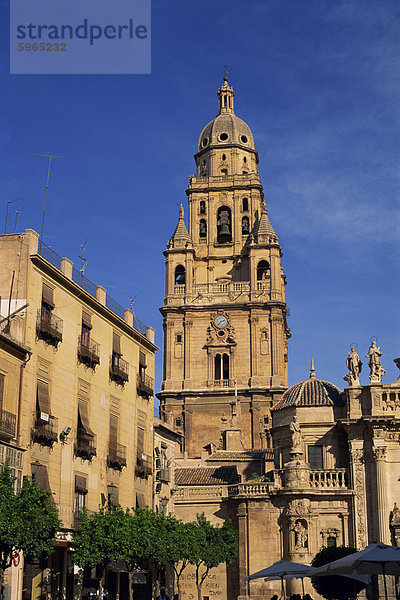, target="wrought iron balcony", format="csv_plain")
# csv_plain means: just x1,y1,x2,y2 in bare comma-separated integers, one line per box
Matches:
74,430,97,460
137,373,154,398
77,336,100,369
135,456,152,478
109,355,129,385
36,310,63,346
0,409,16,439
107,443,127,470
31,412,58,446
